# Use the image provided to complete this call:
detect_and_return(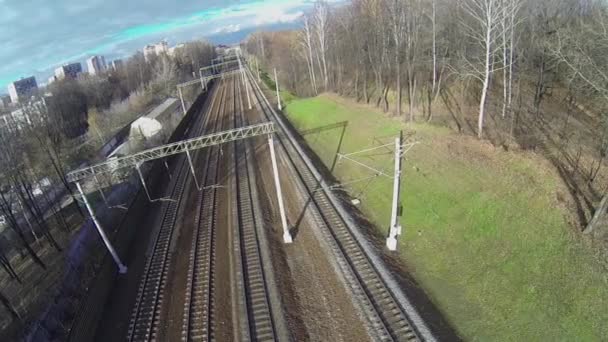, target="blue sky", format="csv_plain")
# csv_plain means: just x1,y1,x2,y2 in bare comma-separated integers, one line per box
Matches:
0,0,330,91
